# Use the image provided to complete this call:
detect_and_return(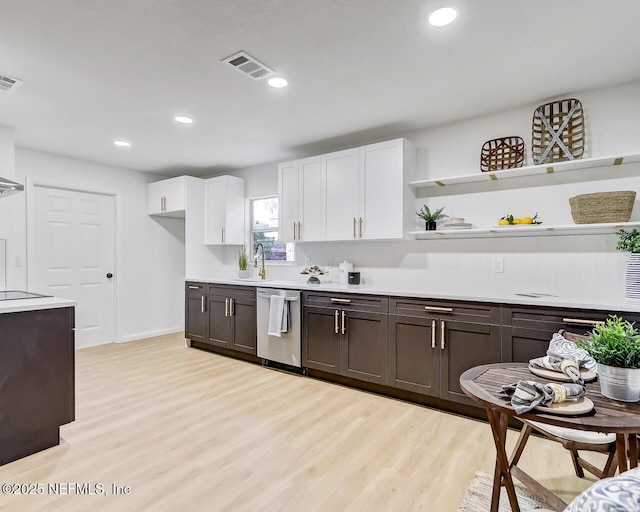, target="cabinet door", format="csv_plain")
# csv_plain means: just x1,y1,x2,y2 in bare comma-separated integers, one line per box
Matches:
206,296,232,348
342,310,388,385
205,177,226,244
439,320,501,405
299,156,324,241
148,180,166,215
389,315,439,396
224,176,245,245
163,177,185,214
323,149,359,241
503,326,557,363
230,297,257,355
278,160,300,243
185,293,207,343
304,306,342,375
359,139,404,240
